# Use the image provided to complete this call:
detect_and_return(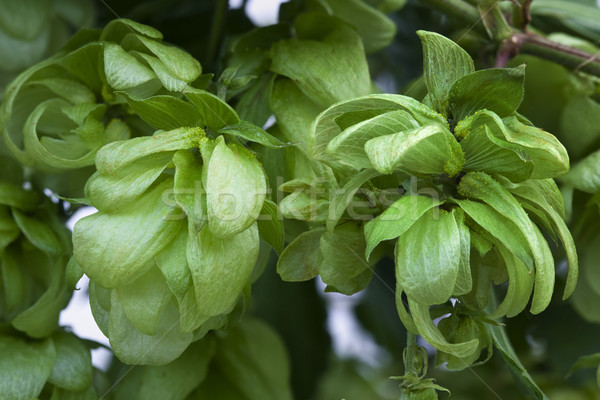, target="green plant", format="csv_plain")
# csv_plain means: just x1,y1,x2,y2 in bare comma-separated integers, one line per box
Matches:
1,1,600,399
